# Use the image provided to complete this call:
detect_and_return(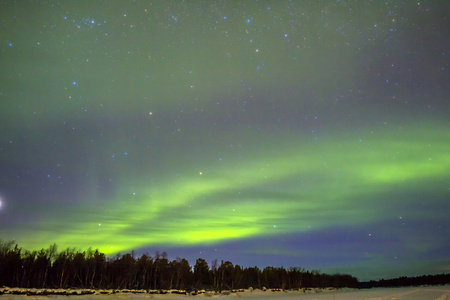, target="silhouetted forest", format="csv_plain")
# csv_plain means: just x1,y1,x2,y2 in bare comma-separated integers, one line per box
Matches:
359,273,450,288
0,240,356,290
1,240,448,291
